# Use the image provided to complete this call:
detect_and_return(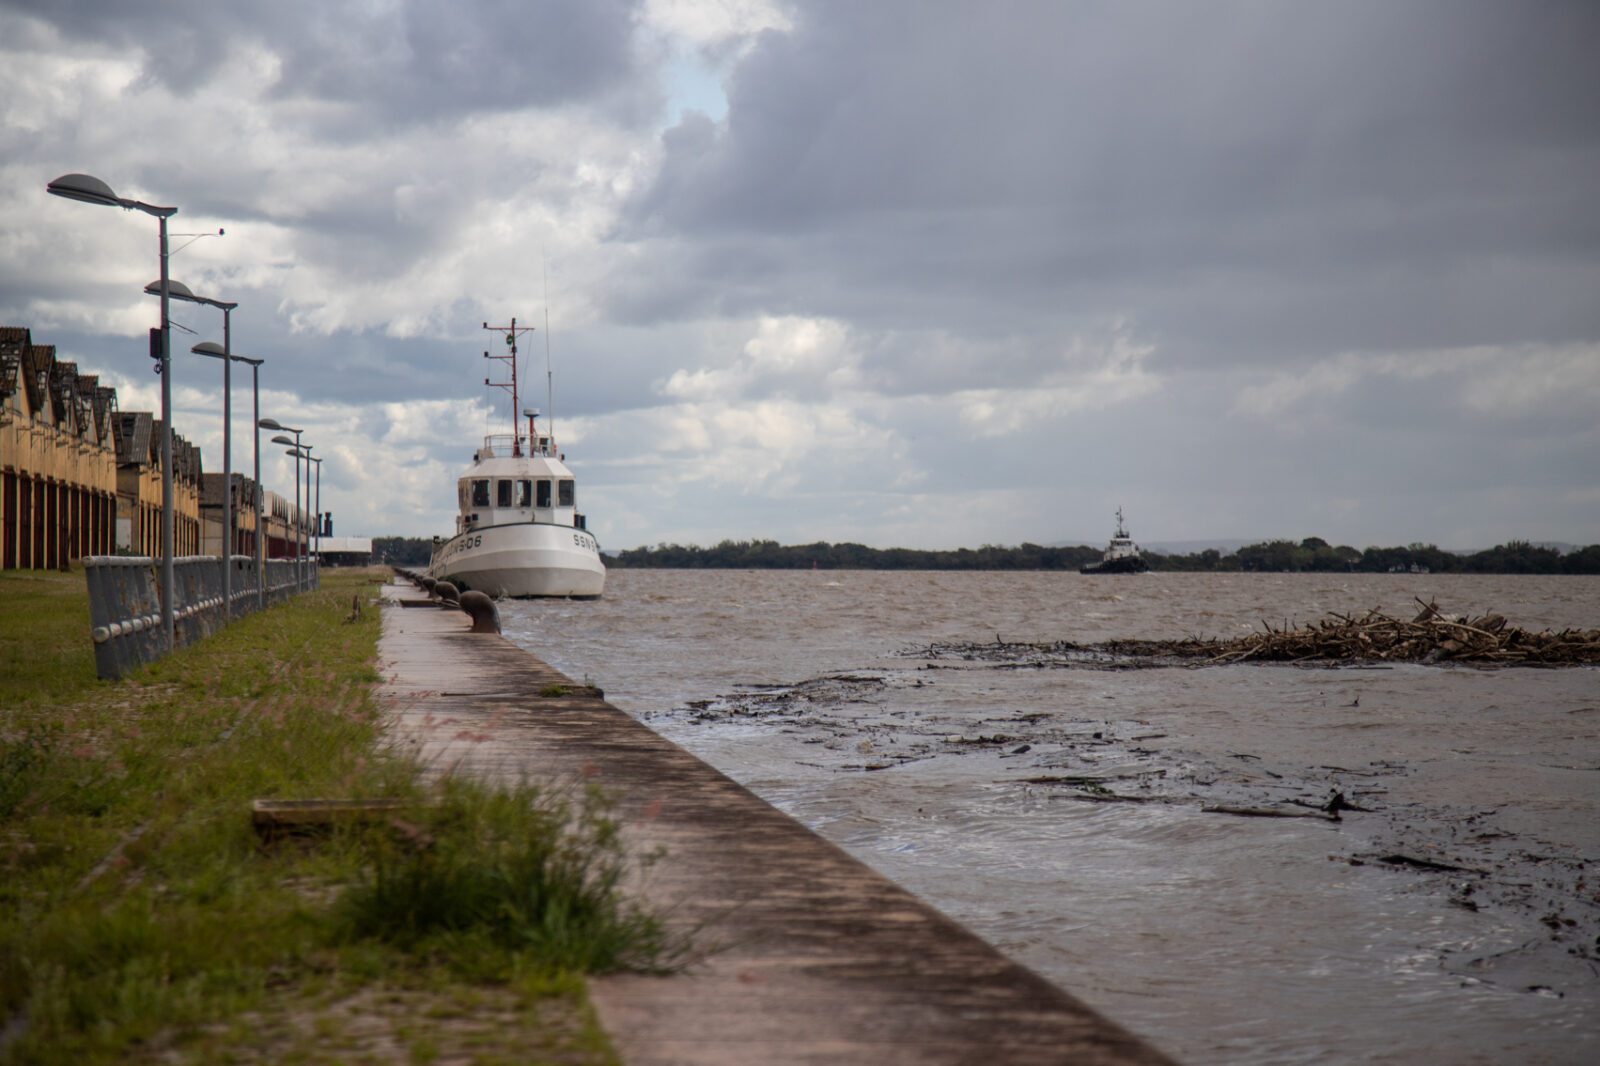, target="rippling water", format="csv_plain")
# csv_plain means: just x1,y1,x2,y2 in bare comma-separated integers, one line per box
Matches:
500,571,1600,1064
